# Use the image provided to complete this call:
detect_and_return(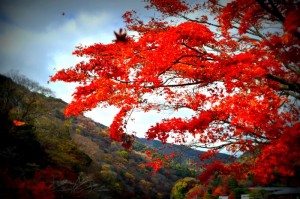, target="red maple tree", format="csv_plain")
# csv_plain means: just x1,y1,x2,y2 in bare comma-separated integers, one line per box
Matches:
51,0,300,185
